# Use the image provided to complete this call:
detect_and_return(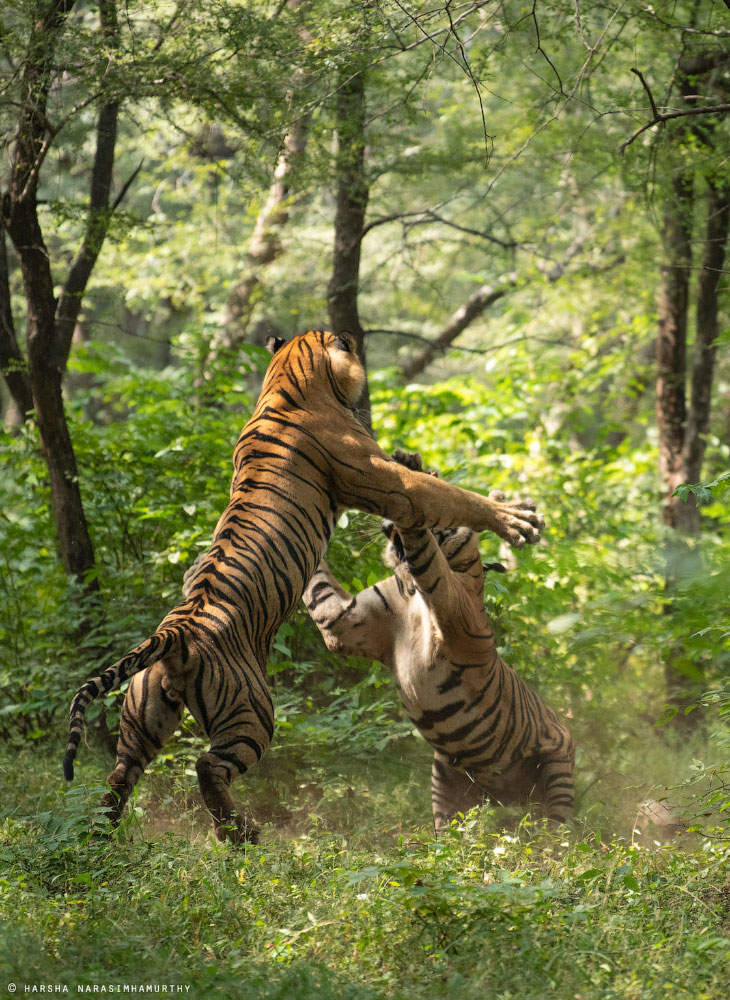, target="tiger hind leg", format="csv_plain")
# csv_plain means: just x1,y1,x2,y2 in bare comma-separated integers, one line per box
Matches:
101,661,184,826
431,752,488,834
188,671,274,846
195,750,261,846
535,751,575,824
